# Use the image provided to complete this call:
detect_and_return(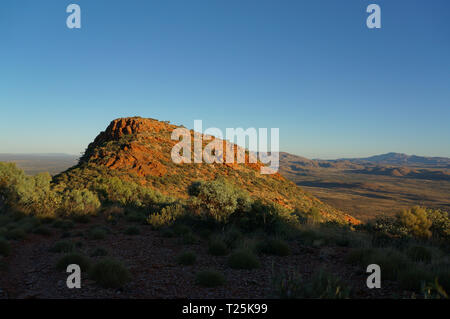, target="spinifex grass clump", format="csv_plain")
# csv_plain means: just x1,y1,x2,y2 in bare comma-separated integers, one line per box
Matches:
89,258,131,288
227,250,260,270
256,238,290,256
208,240,228,256
177,251,197,265
56,253,91,271
272,269,351,299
